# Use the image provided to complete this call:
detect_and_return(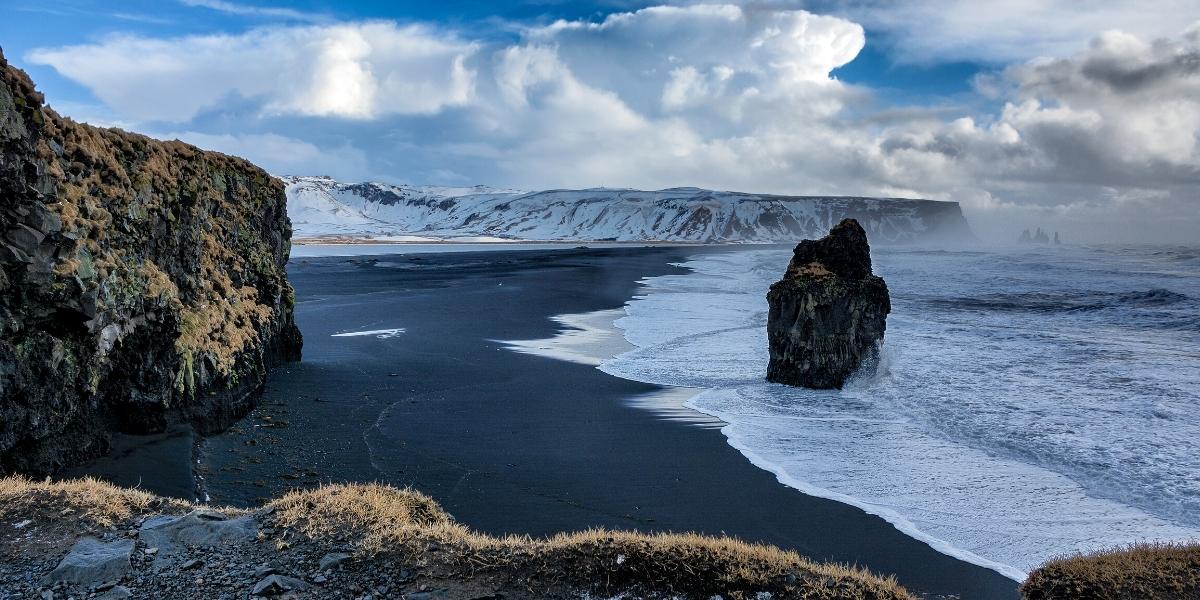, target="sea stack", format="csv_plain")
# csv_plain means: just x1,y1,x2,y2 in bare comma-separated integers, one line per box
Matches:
766,219,890,389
